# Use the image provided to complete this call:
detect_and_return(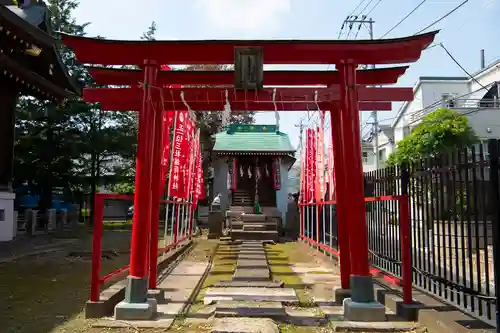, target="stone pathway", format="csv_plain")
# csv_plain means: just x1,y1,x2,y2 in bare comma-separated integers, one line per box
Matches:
91,240,423,332
93,260,209,329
